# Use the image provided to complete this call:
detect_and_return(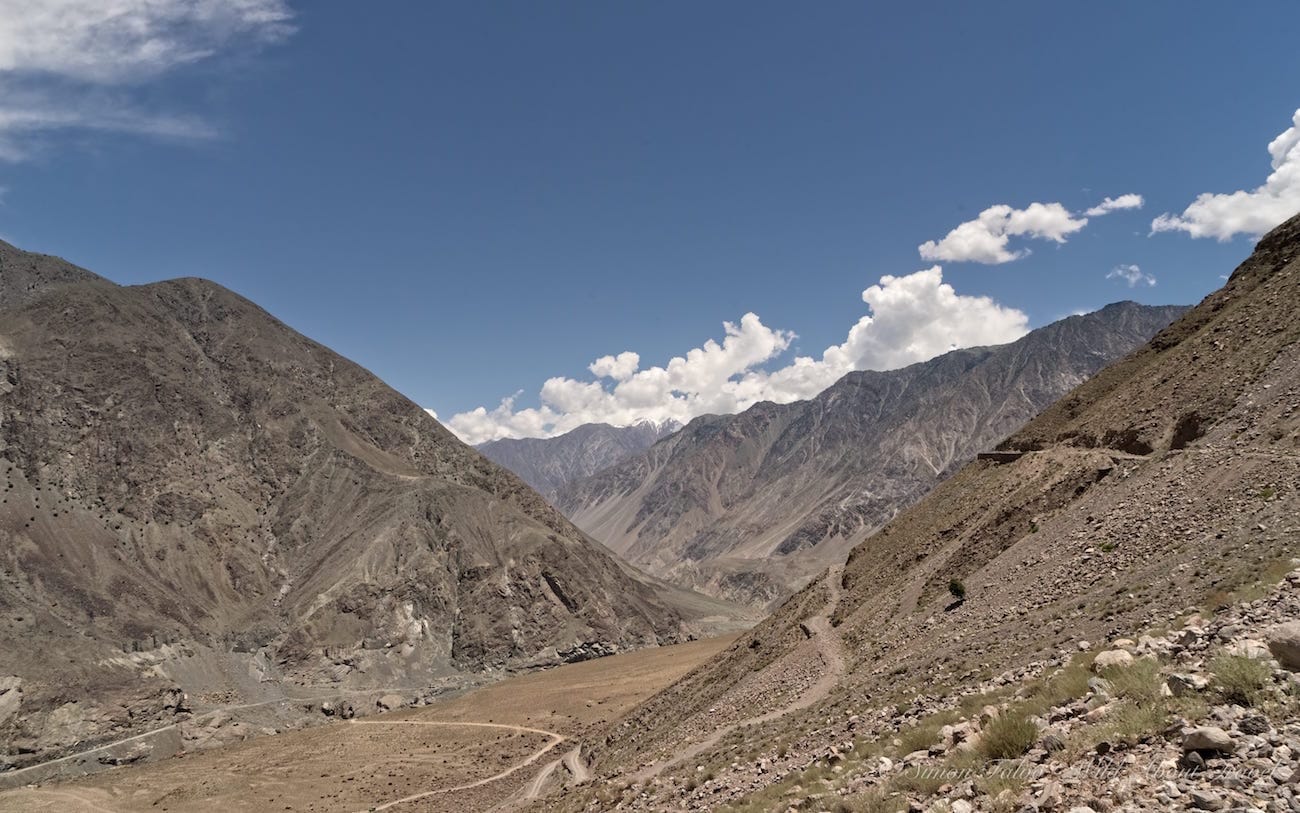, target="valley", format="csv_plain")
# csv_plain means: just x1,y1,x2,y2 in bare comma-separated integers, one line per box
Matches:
0,635,735,812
